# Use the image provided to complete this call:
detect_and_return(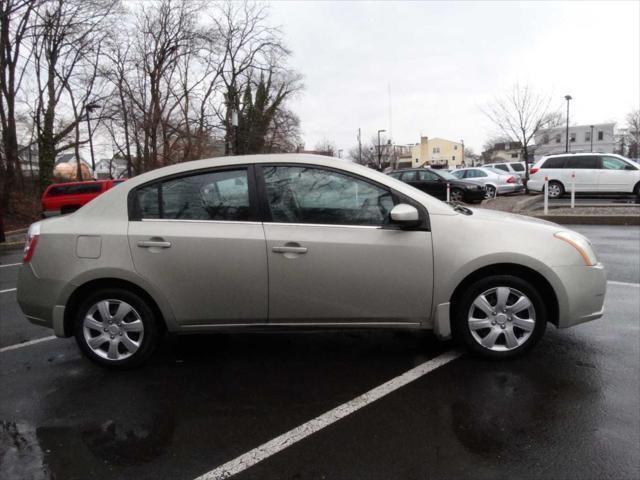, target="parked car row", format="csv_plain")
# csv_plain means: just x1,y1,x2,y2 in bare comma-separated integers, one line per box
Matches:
389,166,523,202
